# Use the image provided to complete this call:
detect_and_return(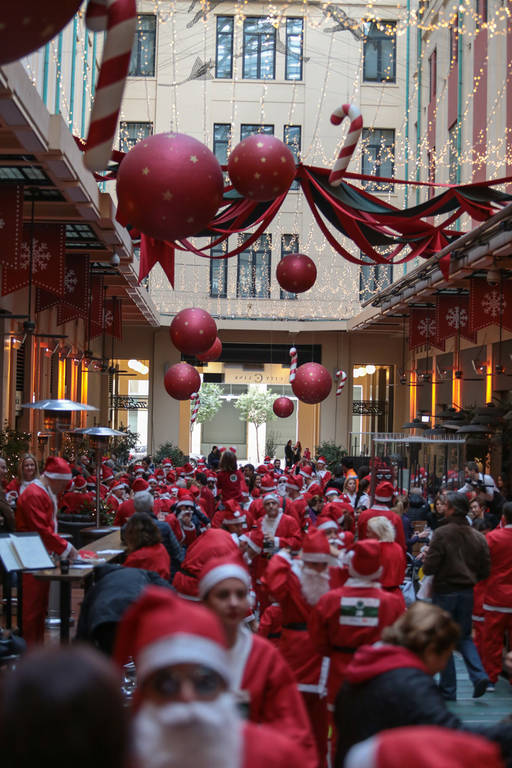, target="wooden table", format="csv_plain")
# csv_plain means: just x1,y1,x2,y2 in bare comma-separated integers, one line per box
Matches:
31,529,124,643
